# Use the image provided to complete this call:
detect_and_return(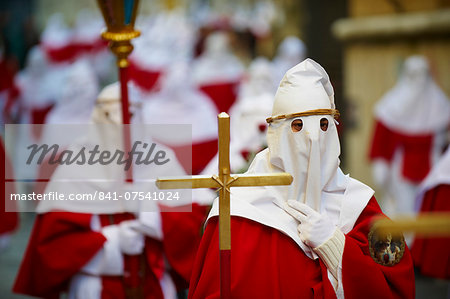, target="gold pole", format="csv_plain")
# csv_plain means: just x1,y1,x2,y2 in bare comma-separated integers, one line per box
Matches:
372,212,450,237
218,113,231,250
